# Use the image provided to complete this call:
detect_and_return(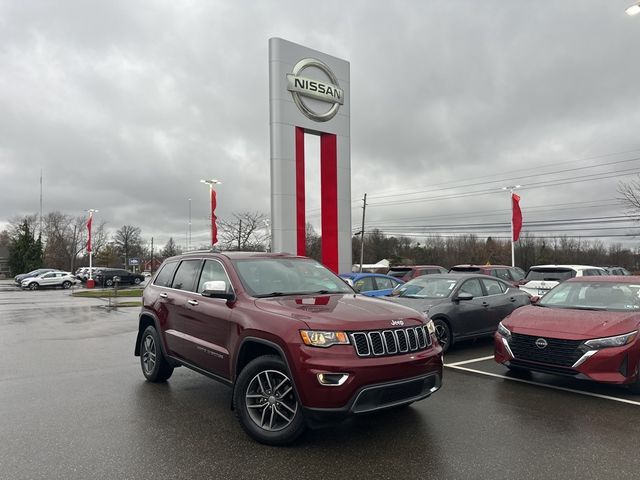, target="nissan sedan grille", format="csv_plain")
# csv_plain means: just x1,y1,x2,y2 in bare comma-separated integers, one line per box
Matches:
350,326,431,357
